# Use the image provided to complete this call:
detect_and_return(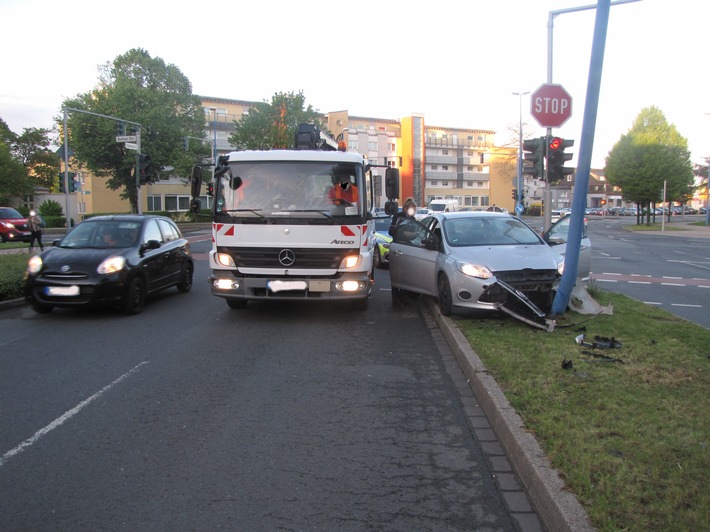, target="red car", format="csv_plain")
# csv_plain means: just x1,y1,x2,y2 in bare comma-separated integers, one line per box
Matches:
0,207,32,243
